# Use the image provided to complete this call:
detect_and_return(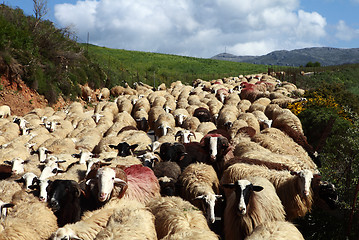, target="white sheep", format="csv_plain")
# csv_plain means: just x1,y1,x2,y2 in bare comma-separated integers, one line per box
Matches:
244,220,304,240
51,198,125,240
0,190,58,240
147,196,218,240
154,113,176,138
0,105,11,118
94,199,157,240
223,177,286,240
179,162,222,224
